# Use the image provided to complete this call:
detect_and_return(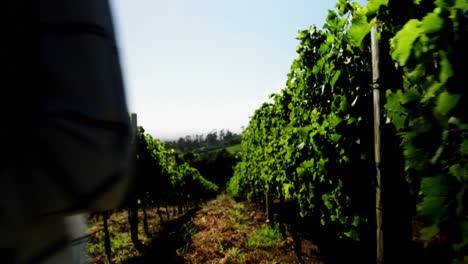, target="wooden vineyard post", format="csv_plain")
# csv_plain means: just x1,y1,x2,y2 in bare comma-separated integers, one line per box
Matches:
128,113,144,251
371,23,384,264
265,192,273,224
